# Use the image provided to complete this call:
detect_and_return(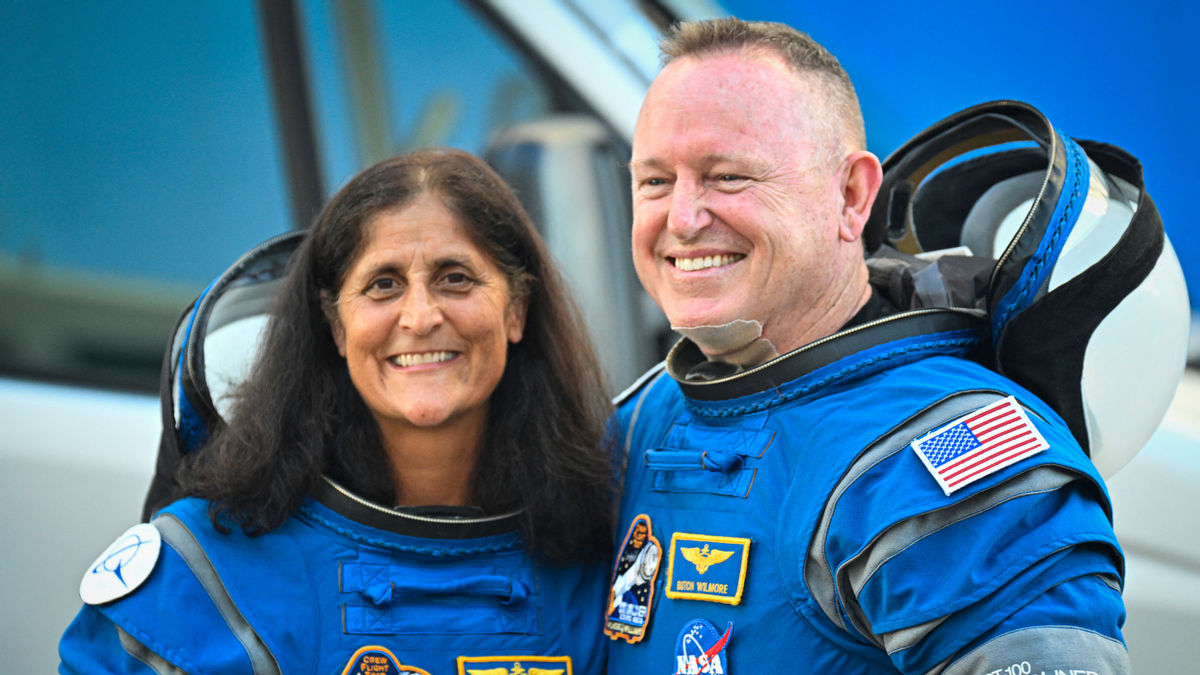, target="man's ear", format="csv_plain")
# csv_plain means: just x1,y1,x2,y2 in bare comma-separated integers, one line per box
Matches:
320,291,348,357
839,150,883,243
